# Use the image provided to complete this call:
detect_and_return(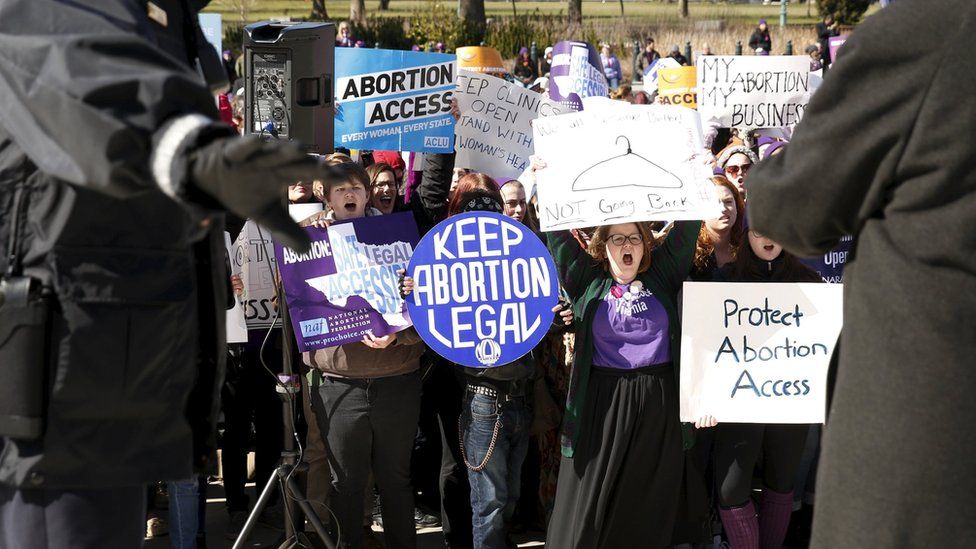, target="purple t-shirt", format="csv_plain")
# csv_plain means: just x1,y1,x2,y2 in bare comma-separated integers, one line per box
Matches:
591,281,671,369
